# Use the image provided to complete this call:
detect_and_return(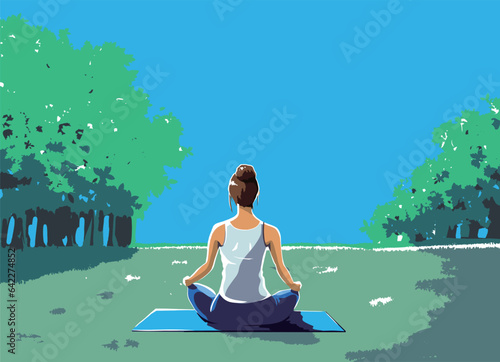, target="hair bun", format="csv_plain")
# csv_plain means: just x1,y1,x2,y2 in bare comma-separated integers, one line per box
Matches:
235,164,256,182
